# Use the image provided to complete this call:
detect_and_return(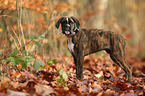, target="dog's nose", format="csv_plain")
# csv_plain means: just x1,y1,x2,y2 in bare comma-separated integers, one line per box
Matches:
65,31,70,34
66,24,70,27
